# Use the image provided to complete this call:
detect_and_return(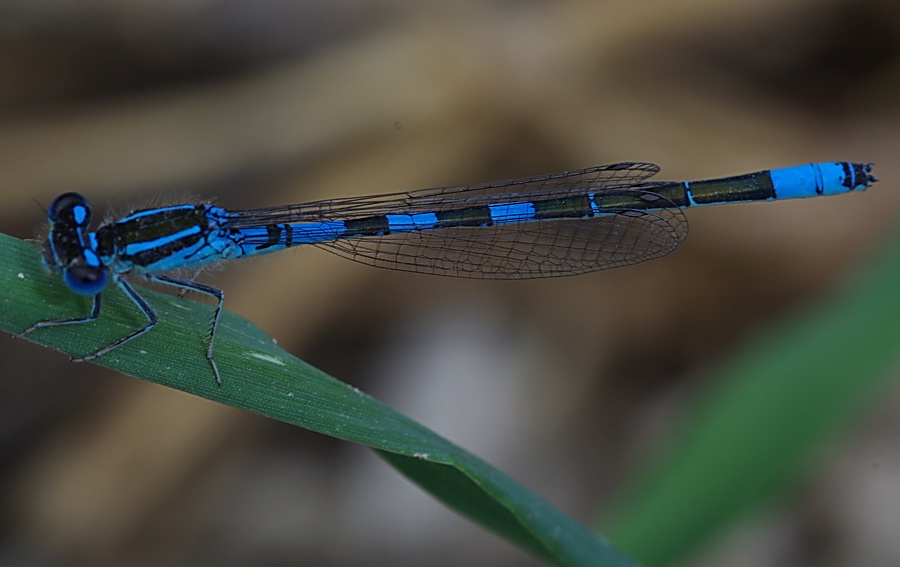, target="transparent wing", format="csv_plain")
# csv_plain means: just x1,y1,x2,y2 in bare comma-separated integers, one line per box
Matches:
227,162,687,279
231,162,662,224
314,190,687,279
